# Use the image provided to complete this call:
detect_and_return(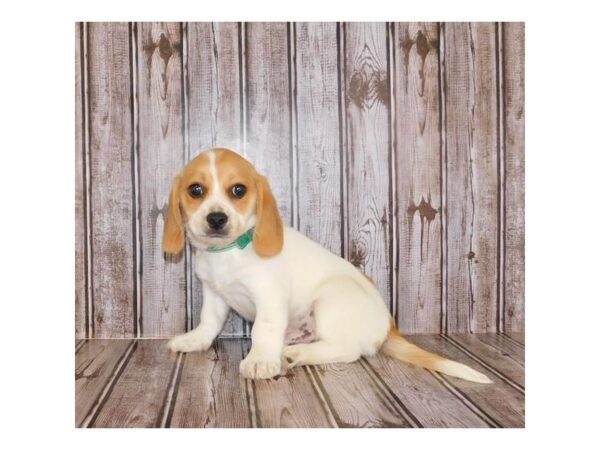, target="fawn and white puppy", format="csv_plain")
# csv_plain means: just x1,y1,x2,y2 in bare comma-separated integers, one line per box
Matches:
163,148,491,383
